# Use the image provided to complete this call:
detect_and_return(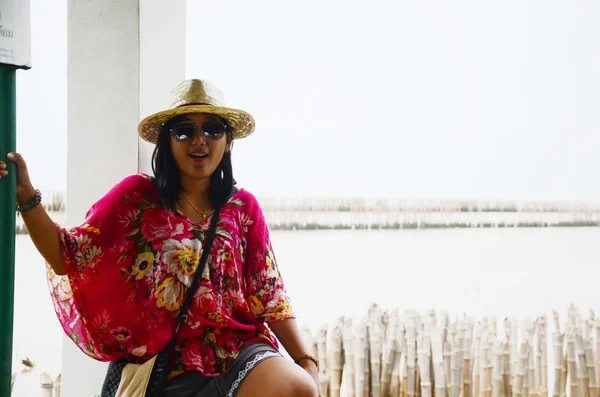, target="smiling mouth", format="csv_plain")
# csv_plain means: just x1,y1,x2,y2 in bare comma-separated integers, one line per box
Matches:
189,153,208,159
